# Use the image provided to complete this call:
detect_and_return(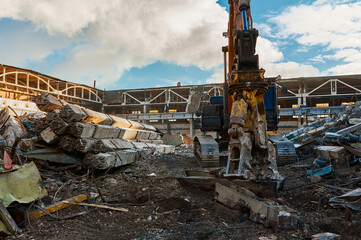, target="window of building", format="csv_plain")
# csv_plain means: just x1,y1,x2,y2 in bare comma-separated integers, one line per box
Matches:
132,110,141,114
149,120,158,122
149,110,159,113
341,102,355,106
316,103,329,107
292,104,298,108
169,109,177,113
169,119,177,122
